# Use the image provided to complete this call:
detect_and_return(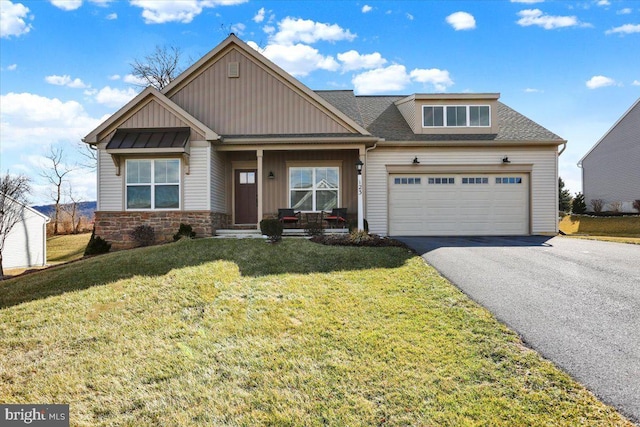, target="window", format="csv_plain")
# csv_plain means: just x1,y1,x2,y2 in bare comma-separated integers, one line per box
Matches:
423,105,491,128
496,177,522,184
290,167,339,211
427,177,455,184
126,159,180,210
462,177,489,184
394,177,422,185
